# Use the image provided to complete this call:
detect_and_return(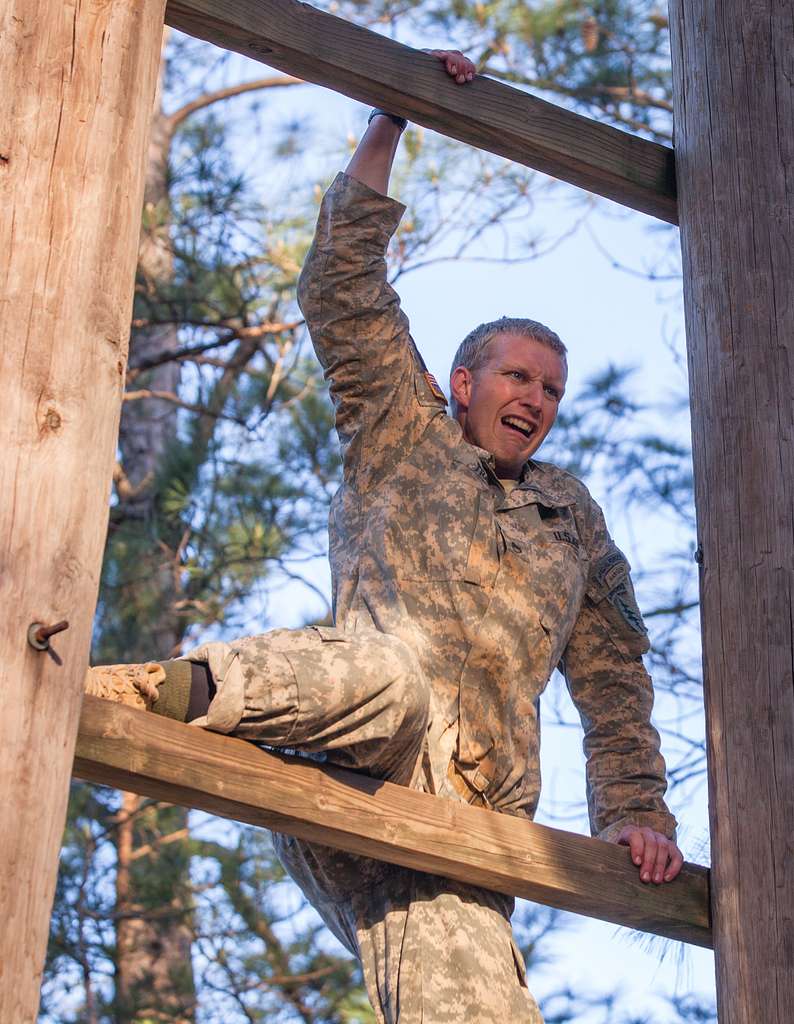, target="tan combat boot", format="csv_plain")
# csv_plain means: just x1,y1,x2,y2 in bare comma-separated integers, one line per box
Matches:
84,662,166,712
